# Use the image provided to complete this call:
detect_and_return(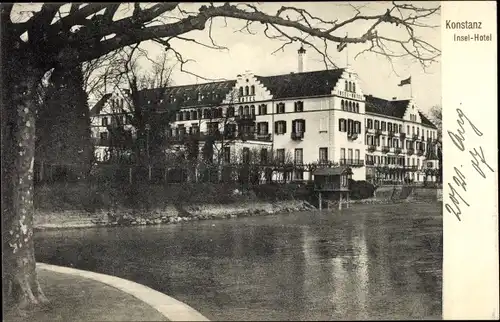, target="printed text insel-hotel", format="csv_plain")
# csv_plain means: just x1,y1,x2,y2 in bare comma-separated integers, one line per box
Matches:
445,20,482,29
